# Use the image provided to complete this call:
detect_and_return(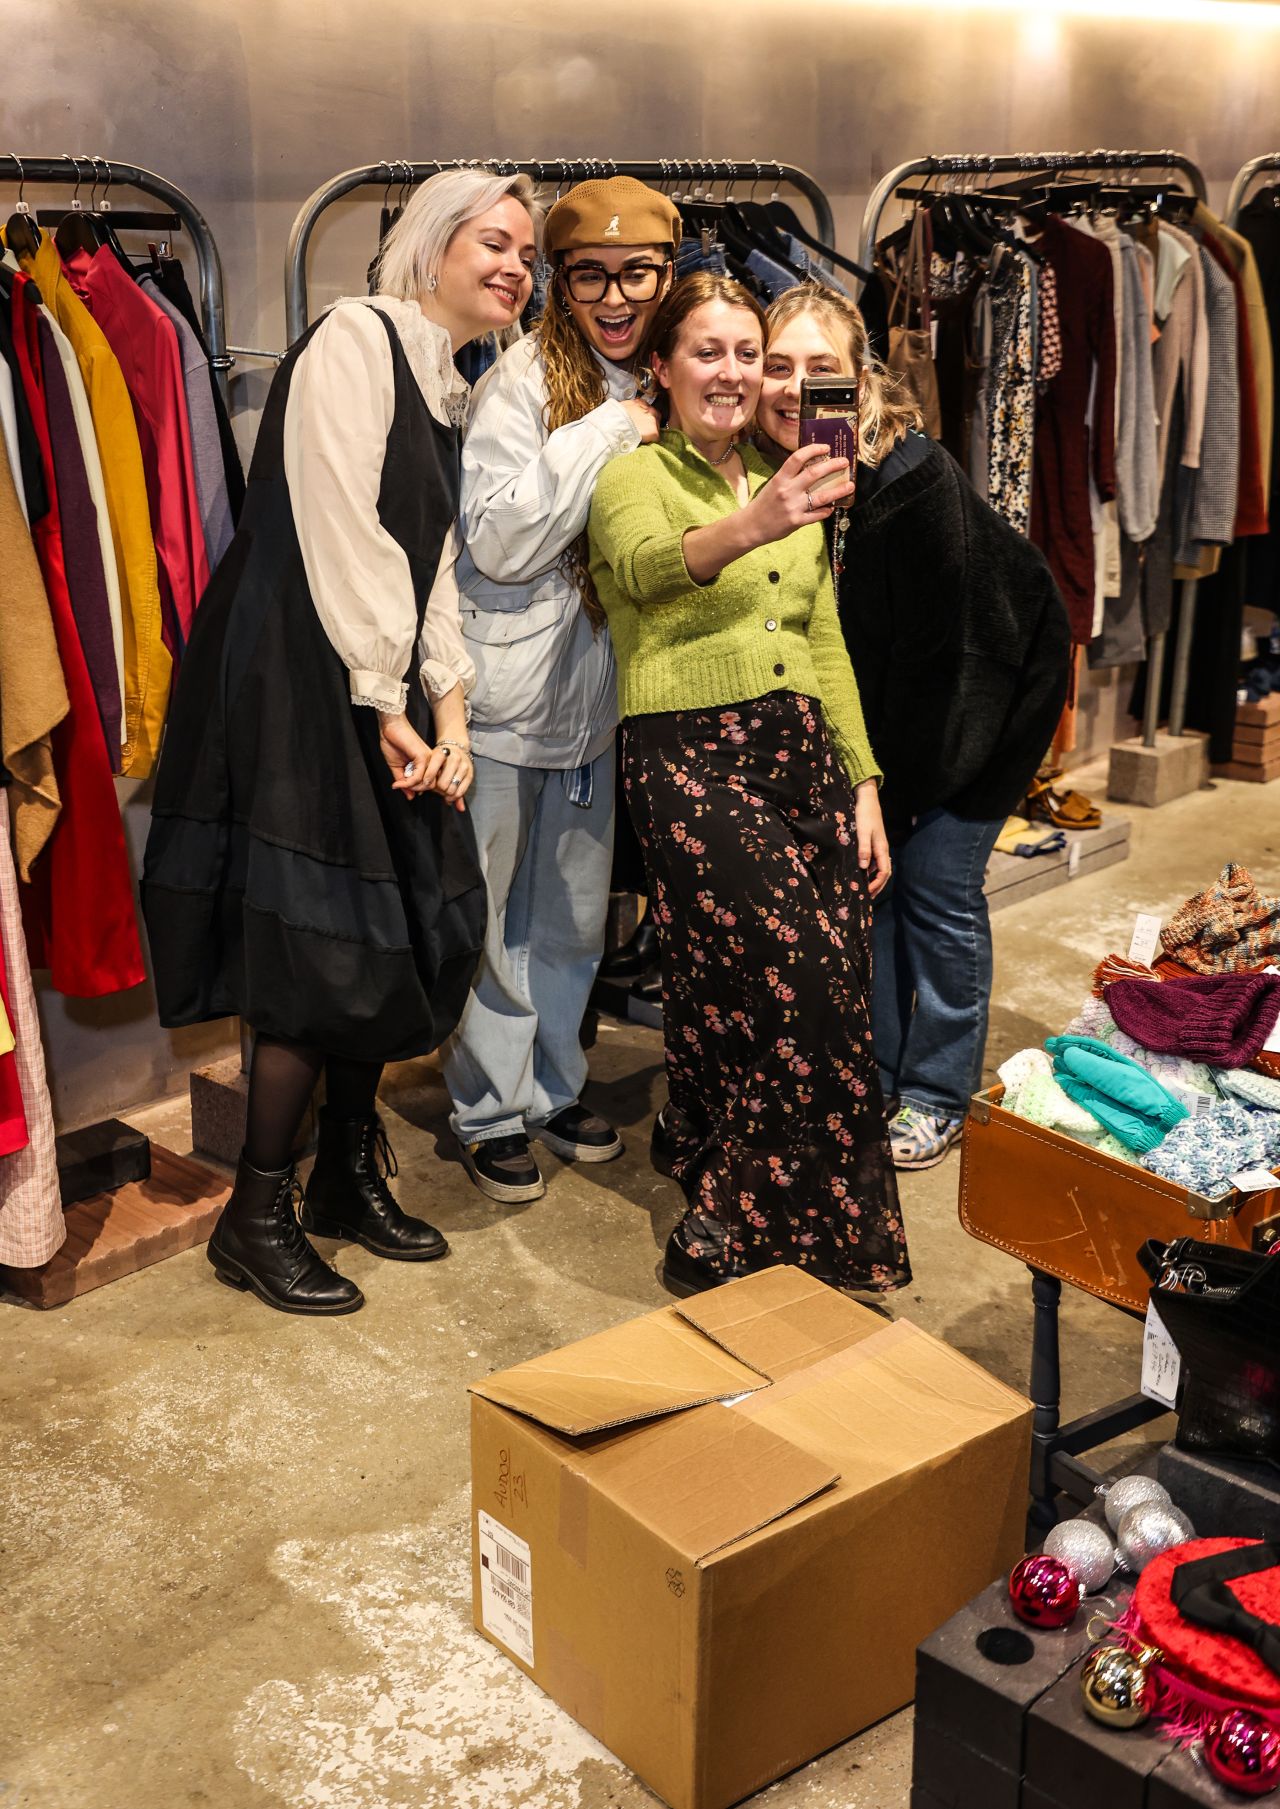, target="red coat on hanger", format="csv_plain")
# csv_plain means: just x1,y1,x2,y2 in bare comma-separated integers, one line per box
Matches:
61,245,210,657
9,270,146,999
